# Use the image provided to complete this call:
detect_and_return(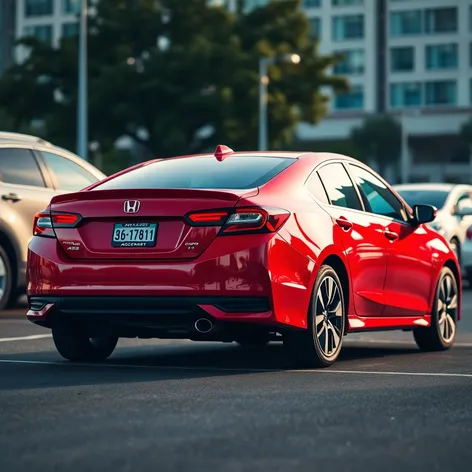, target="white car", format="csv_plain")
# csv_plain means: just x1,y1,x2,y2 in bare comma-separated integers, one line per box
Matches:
394,183,472,268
